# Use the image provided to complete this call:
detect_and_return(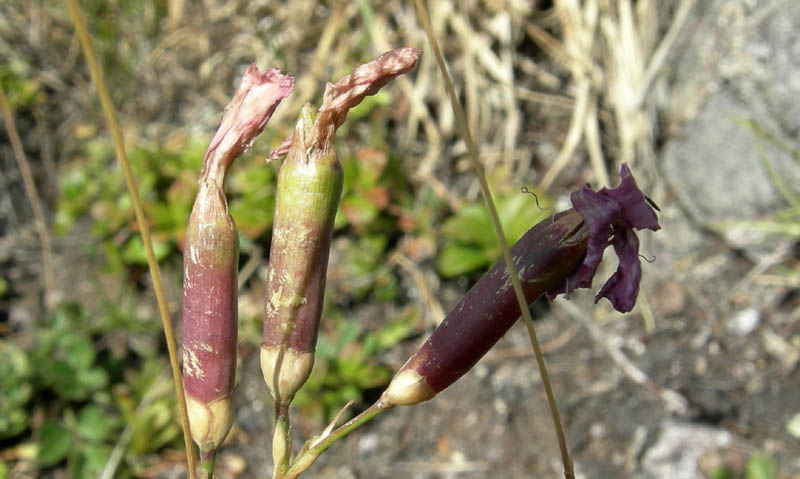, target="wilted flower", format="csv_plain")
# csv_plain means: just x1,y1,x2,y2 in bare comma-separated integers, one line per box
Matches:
547,163,660,313
383,163,660,406
183,65,293,473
